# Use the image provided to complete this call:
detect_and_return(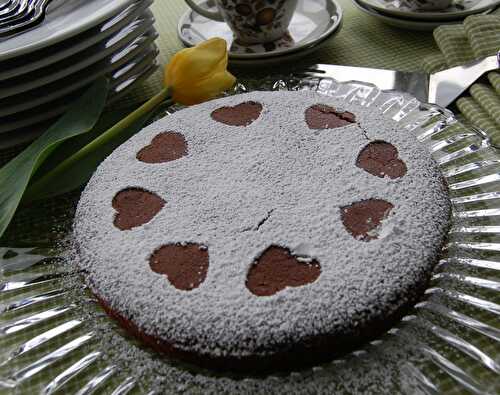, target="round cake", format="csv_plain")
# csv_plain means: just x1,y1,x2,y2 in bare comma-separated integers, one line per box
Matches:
74,90,450,373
